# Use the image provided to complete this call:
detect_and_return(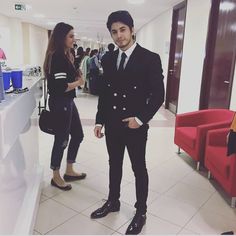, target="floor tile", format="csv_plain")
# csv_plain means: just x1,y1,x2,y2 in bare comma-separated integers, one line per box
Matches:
148,195,199,227
201,191,236,221
47,213,114,235
164,182,213,208
52,184,105,213
180,170,216,193
34,199,77,234
185,208,236,234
